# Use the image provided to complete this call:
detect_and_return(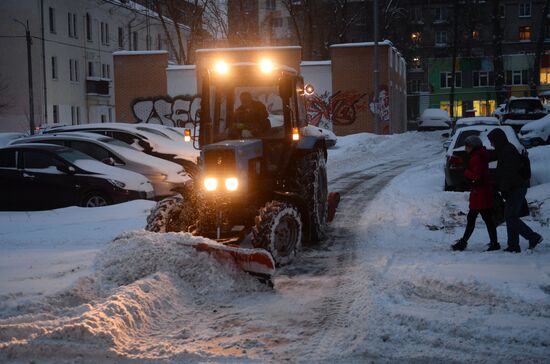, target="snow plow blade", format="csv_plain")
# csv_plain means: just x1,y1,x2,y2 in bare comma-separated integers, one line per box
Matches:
192,241,276,280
